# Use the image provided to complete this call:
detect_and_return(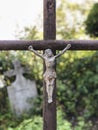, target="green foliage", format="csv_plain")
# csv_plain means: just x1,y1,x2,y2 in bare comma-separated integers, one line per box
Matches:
14,116,43,130
1,109,72,130
57,108,72,130
29,95,43,116
1,1,98,129
0,111,21,130
57,51,98,122
74,116,92,130
56,0,83,39
85,3,98,37
16,26,42,40
56,0,96,40
0,108,92,130
0,87,8,114
1,50,97,129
